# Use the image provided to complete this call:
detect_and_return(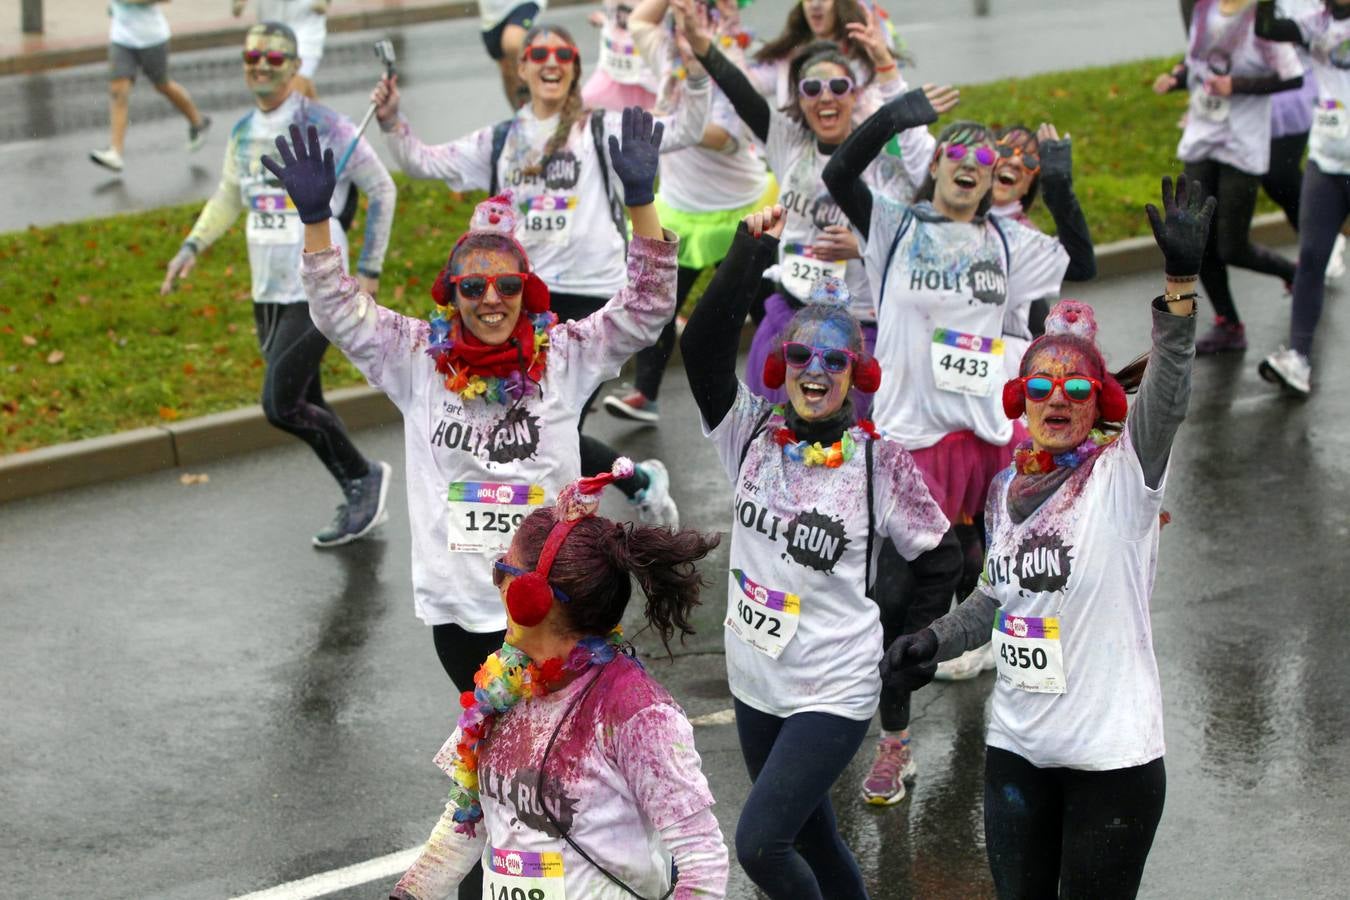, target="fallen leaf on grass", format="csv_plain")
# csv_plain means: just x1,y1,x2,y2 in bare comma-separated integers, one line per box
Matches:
183,363,196,375
179,473,210,485
46,350,64,365
158,406,179,421
21,335,37,346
